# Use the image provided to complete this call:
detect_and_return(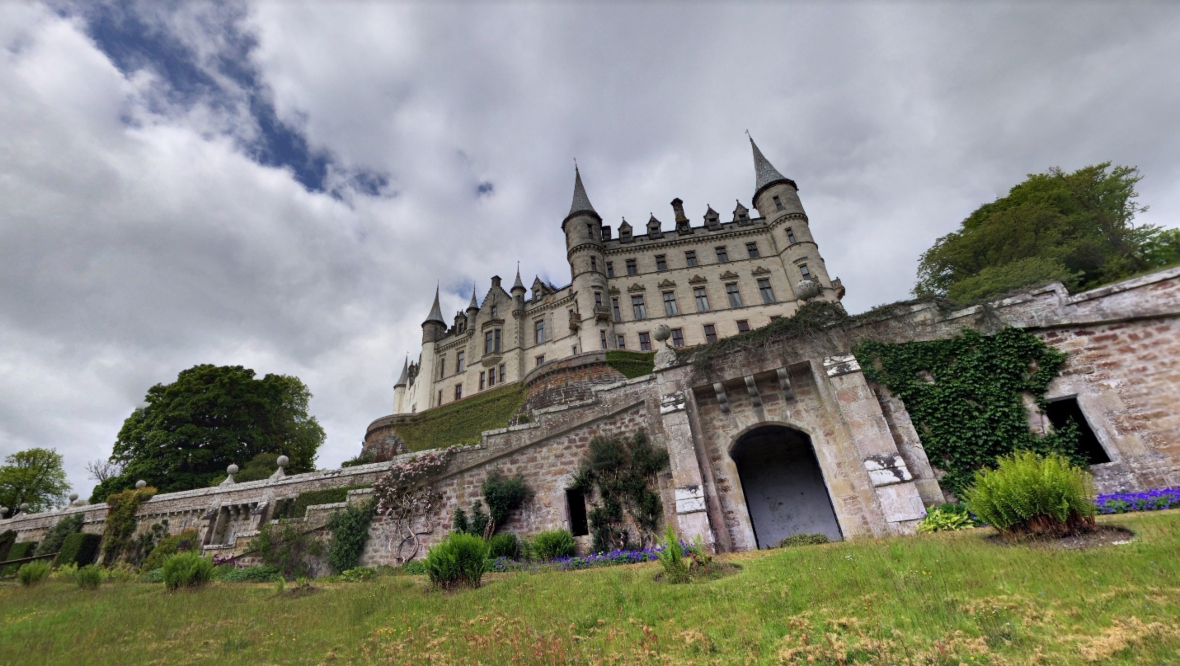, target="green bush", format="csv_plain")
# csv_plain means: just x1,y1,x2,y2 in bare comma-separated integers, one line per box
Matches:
2,541,38,575
531,529,576,560
327,499,377,574
487,533,520,559
398,560,427,575
17,560,51,585
0,529,16,561
212,564,282,583
53,533,102,568
100,486,157,564
605,350,655,379
161,552,214,590
424,532,490,589
339,566,377,582
34,514,83,557
778,533,830,548
75,564,103,589
253,520,324,579
656,525,690,584
964,450,1096,538
482,471,531,531
917,504,976,533
143,529,201,571
271,485,370,520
